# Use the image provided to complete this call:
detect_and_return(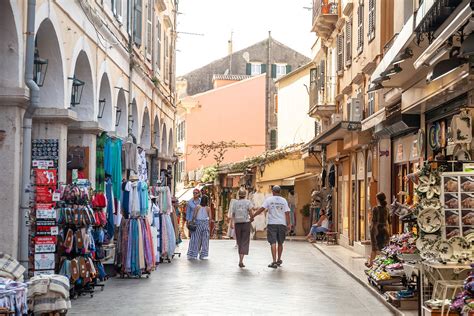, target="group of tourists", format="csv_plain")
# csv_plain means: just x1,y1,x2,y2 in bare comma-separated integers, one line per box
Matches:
184,185,292,268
